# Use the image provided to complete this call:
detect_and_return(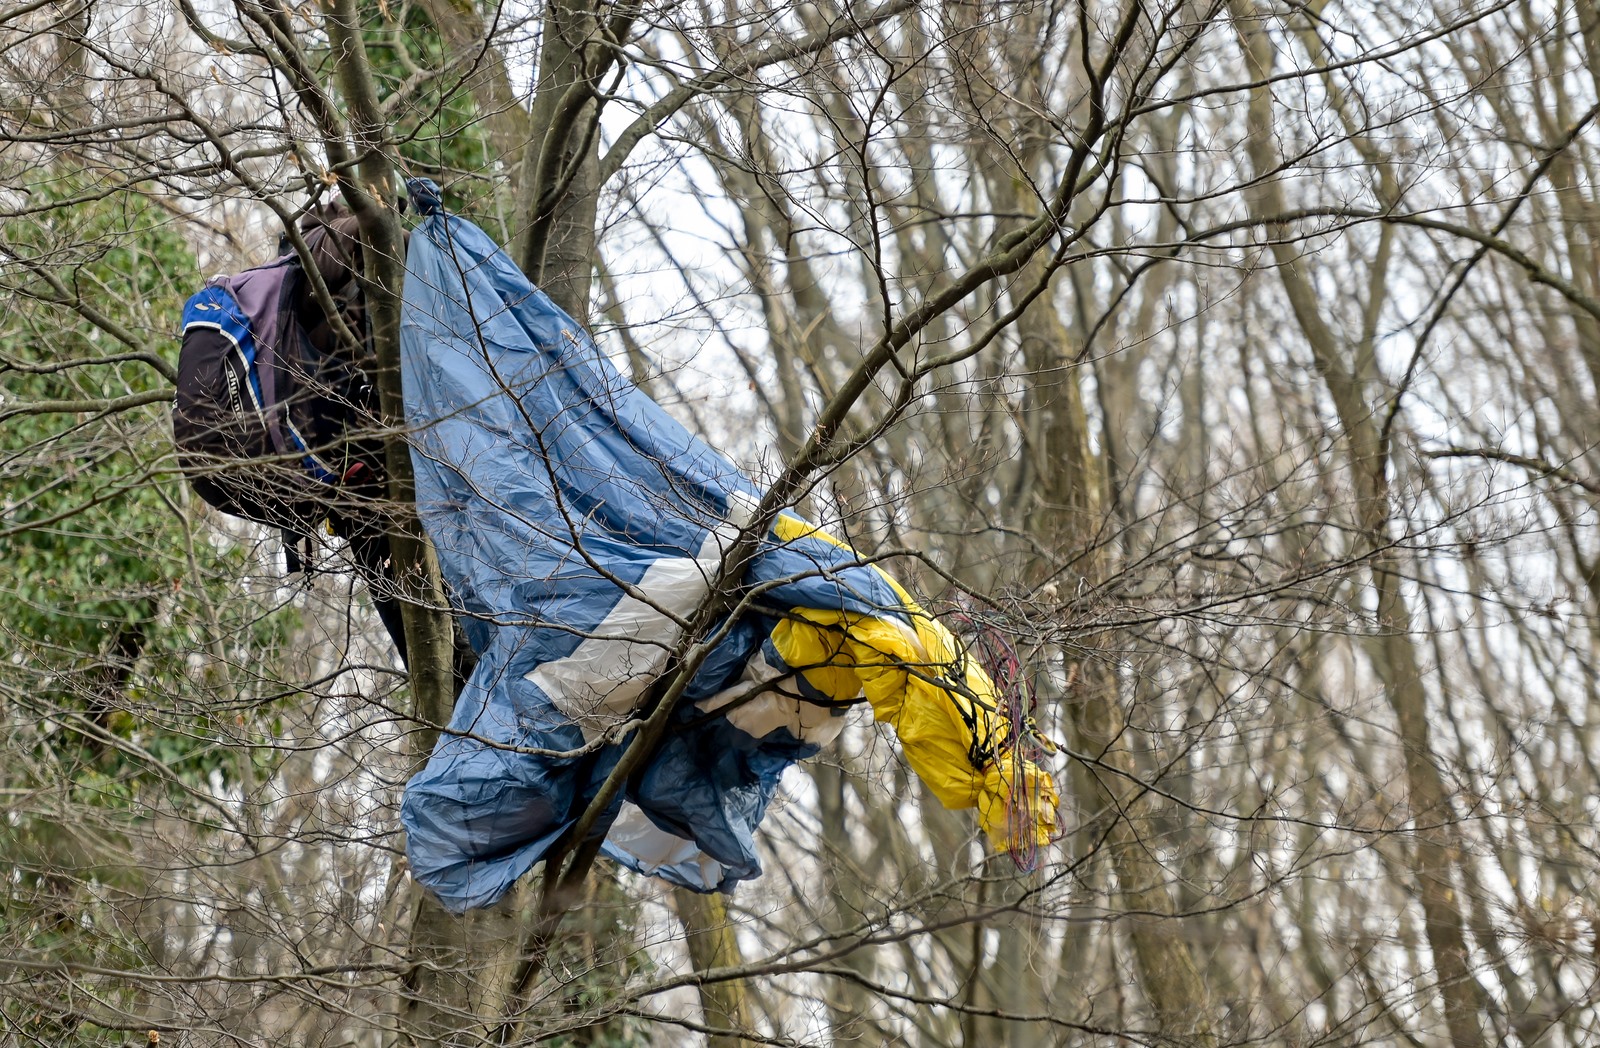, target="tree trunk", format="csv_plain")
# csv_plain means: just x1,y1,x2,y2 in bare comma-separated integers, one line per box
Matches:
322,5,469,1043
1229,5,1490,1041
